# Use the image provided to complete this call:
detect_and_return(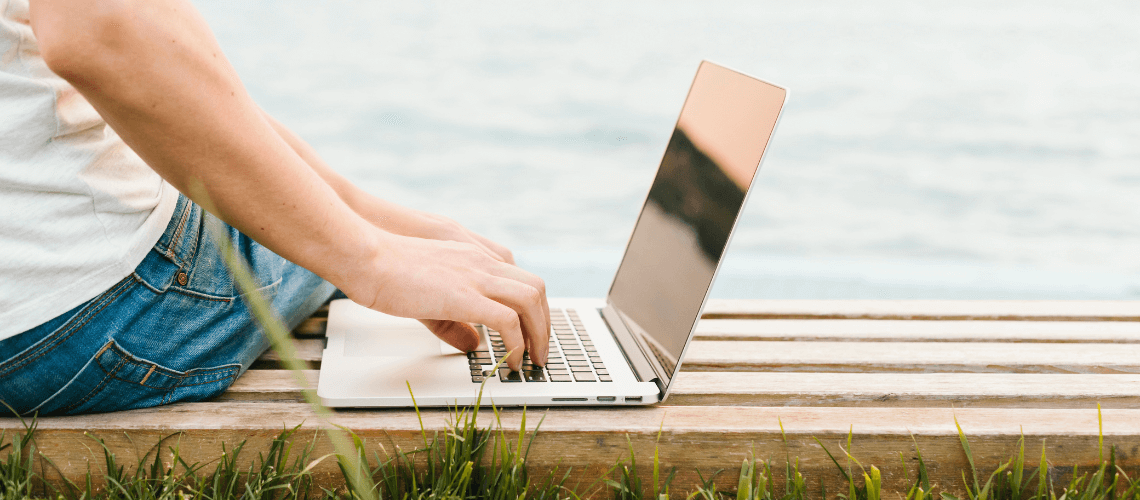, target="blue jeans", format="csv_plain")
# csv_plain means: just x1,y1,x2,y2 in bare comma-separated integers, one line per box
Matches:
0,195,337,416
